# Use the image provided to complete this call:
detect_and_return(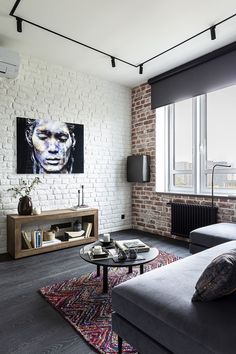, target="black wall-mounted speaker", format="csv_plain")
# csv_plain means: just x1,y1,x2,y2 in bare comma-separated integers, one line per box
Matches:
127,155,150,182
